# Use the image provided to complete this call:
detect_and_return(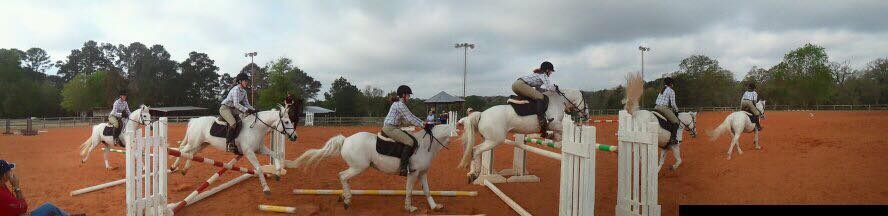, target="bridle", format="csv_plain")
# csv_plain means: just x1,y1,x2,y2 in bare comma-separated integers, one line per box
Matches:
678,113,697,137
248,109,297,139
124,107,150,126
555,87,590,120
422,125,449,152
